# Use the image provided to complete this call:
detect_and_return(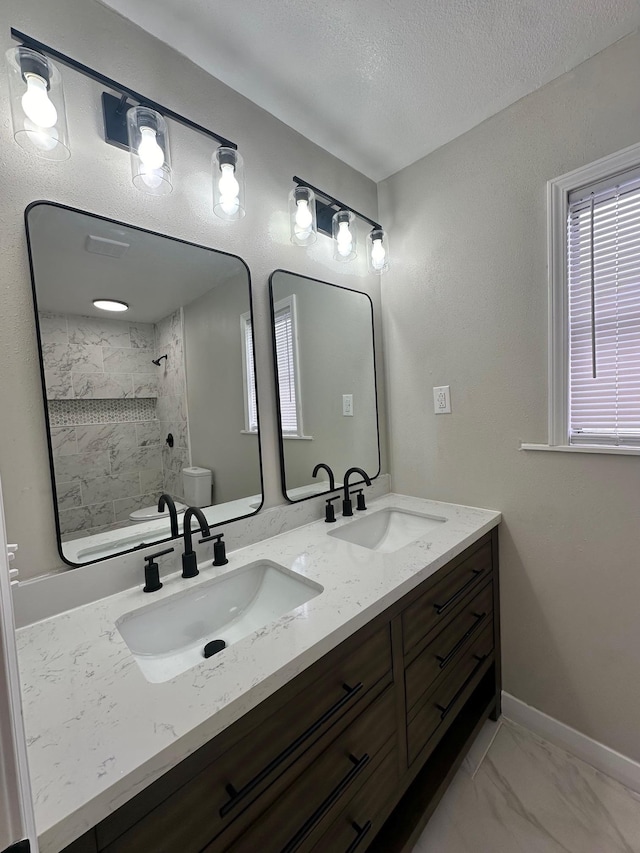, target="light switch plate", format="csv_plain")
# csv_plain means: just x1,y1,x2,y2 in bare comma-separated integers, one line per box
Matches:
342,394,353,416
433,385,451,414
